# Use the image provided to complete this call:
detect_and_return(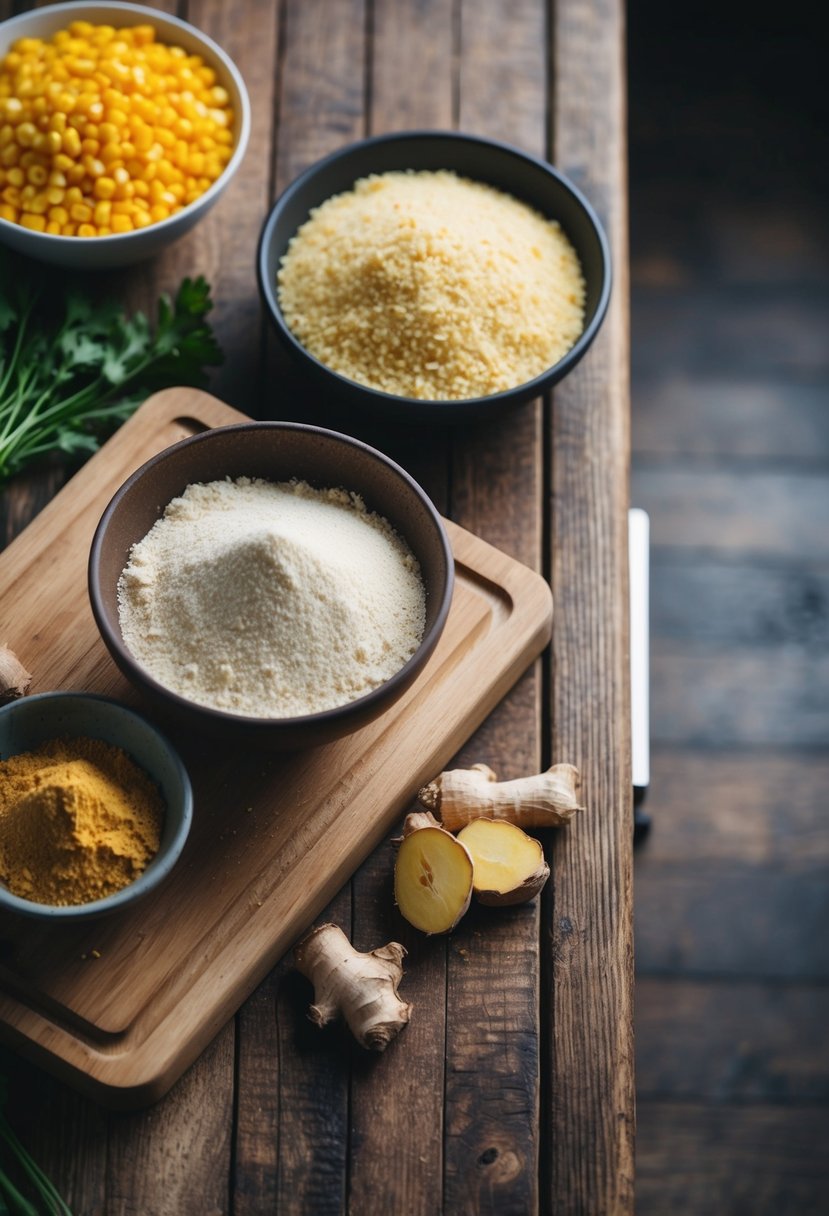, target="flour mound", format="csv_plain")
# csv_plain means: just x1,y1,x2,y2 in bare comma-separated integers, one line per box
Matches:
117,478,427,718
